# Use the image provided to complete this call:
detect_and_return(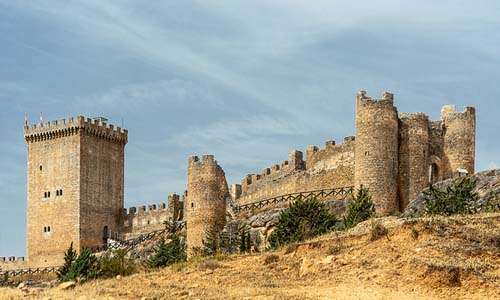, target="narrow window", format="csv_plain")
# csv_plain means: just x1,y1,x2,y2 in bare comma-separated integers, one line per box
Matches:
191,203,194,208
60,189,63,196
43,227,46,232
47,226,51,232
48,191,50,198
44,192,47,198
56,190,59,196
39,165,43,171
